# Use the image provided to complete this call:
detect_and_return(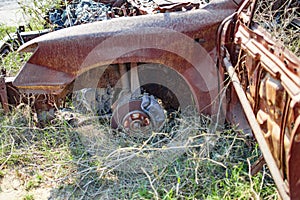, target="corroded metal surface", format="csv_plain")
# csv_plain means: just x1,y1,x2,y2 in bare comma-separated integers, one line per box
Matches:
219,0,300,199
14,0,239,115
0,76,9,112
111,94,165,135
1,0,299,198
223,56,290,200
